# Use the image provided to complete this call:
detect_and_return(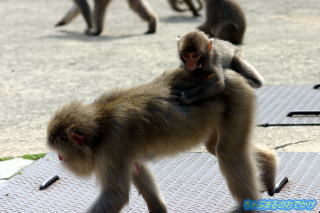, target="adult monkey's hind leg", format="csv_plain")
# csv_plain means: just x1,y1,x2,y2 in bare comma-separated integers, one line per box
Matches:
55,5,80,27
128,0,157,34
215,72,260,211
206,137,278,197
